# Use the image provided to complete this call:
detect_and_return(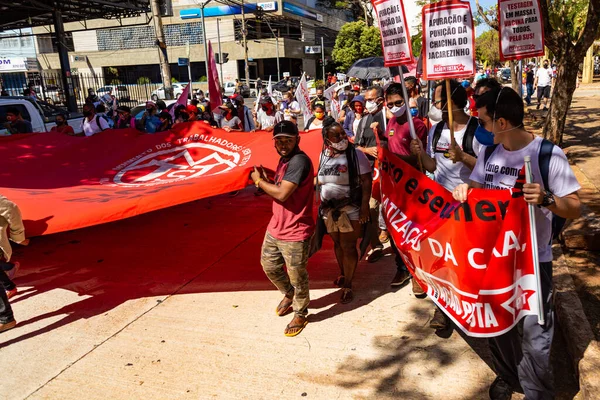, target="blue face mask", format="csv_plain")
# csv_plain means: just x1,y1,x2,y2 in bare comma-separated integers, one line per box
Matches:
410,107,419,117
475,125,495,146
